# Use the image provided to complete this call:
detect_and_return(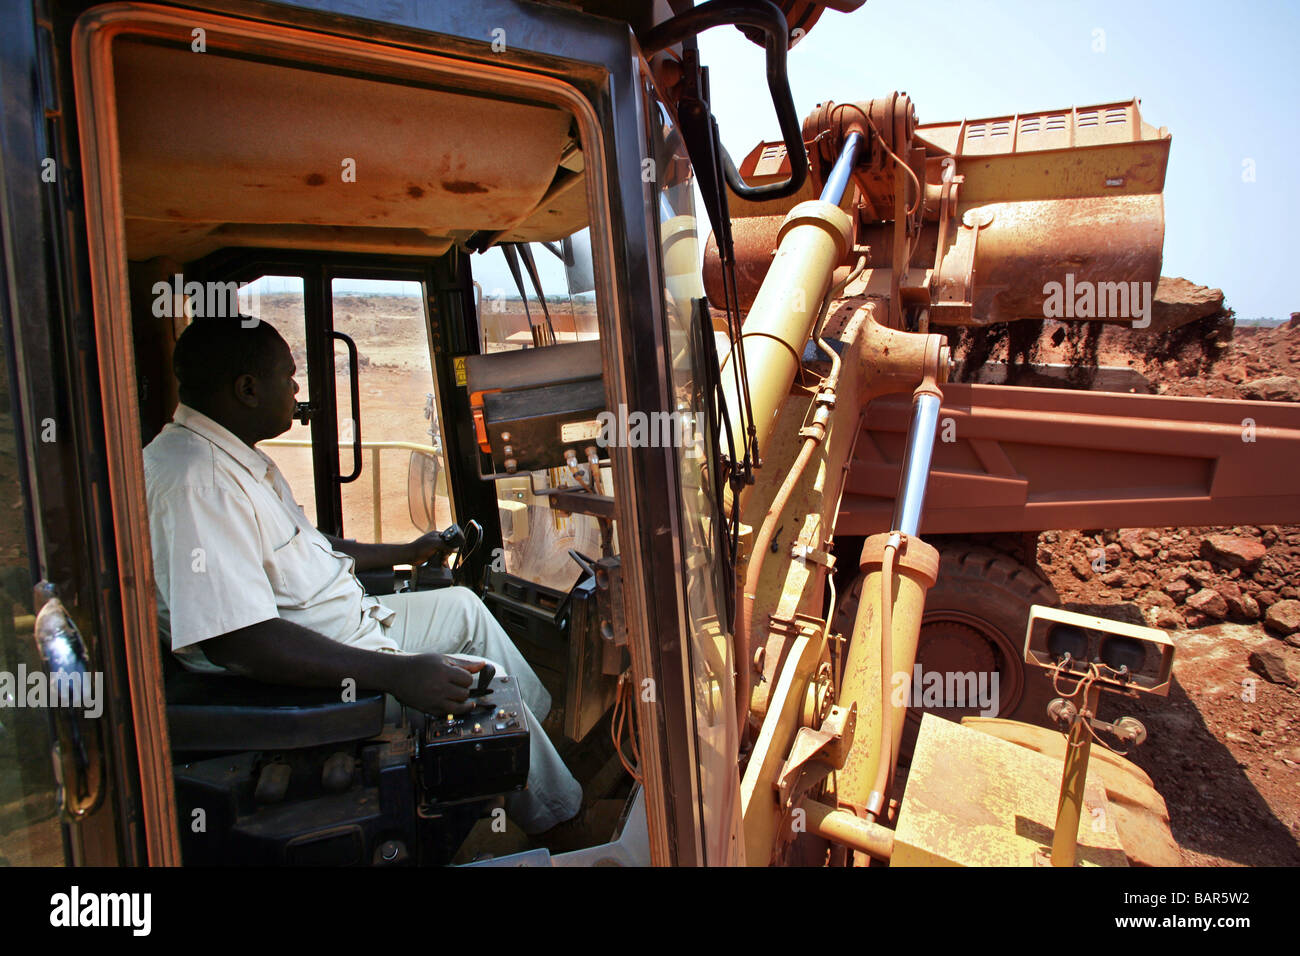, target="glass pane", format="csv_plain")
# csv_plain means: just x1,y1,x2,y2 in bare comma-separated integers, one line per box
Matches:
473,241,598,352
239,276,318,523
331,278,451,544
0,333,64,865
649,83,740,864
473,242,609,591
494,465,612,592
